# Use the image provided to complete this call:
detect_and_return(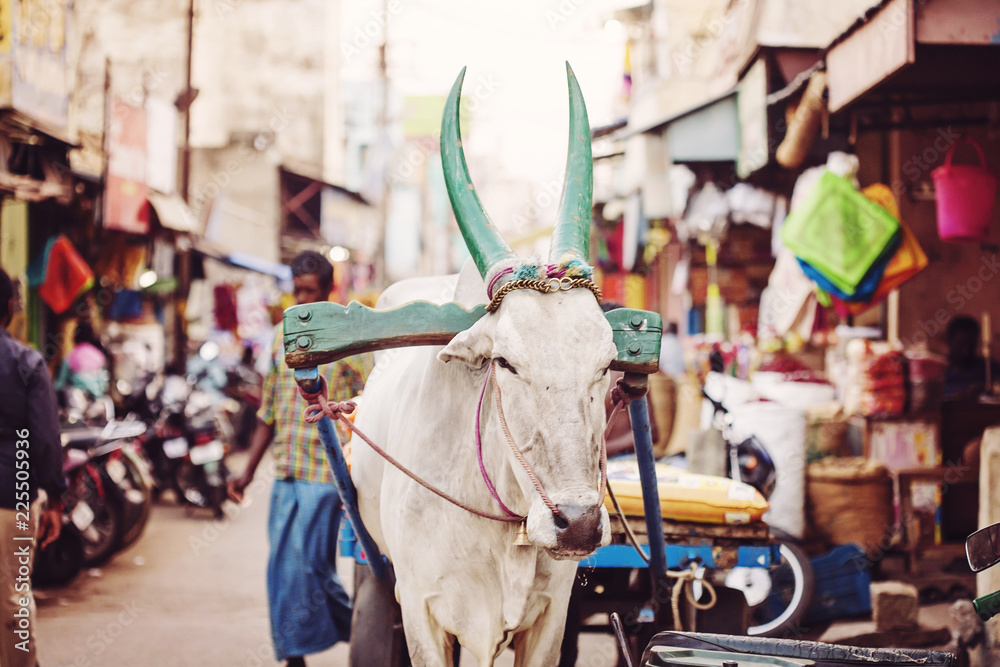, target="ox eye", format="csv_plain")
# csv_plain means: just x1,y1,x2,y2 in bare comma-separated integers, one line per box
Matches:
496,357,517,375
